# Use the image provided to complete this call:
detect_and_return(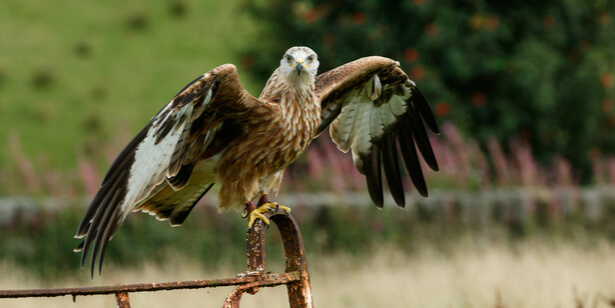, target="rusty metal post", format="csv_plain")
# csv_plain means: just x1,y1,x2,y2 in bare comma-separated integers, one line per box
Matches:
271,213,313,308
115,291,130,308
245,218,267,275
223,210,313,308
